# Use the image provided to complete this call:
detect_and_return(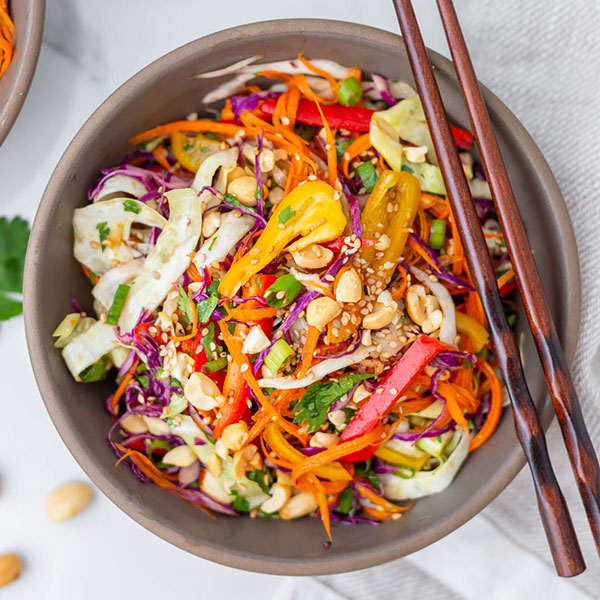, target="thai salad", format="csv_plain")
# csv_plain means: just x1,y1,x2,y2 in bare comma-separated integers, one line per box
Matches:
54,54,515,539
